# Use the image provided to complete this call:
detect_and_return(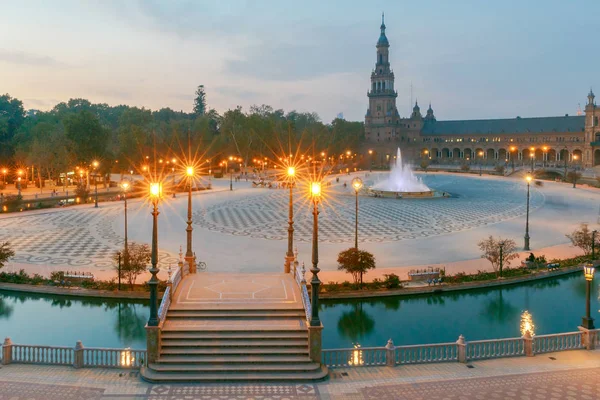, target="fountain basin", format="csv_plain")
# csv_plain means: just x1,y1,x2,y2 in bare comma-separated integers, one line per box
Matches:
366,188,443,199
